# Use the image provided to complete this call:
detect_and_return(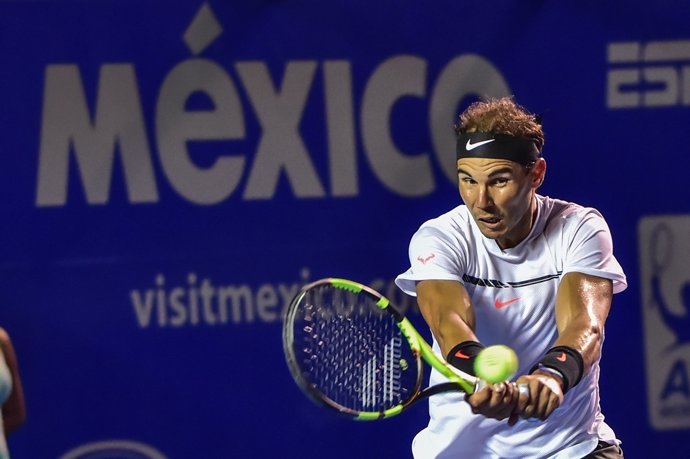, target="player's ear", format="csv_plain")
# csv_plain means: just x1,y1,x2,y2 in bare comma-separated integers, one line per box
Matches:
531,158,546,188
